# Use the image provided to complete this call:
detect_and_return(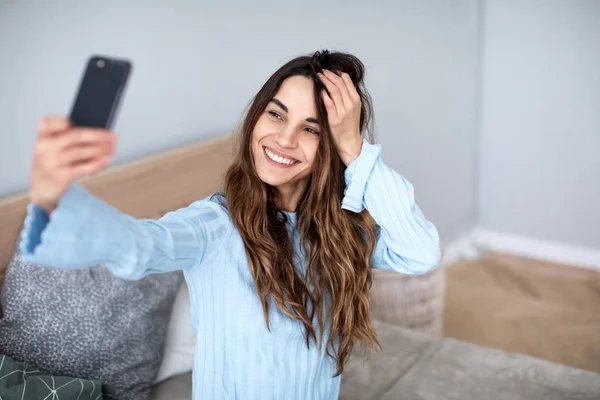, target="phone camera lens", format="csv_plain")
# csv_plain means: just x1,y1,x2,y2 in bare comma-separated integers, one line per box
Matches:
96,60,106,68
